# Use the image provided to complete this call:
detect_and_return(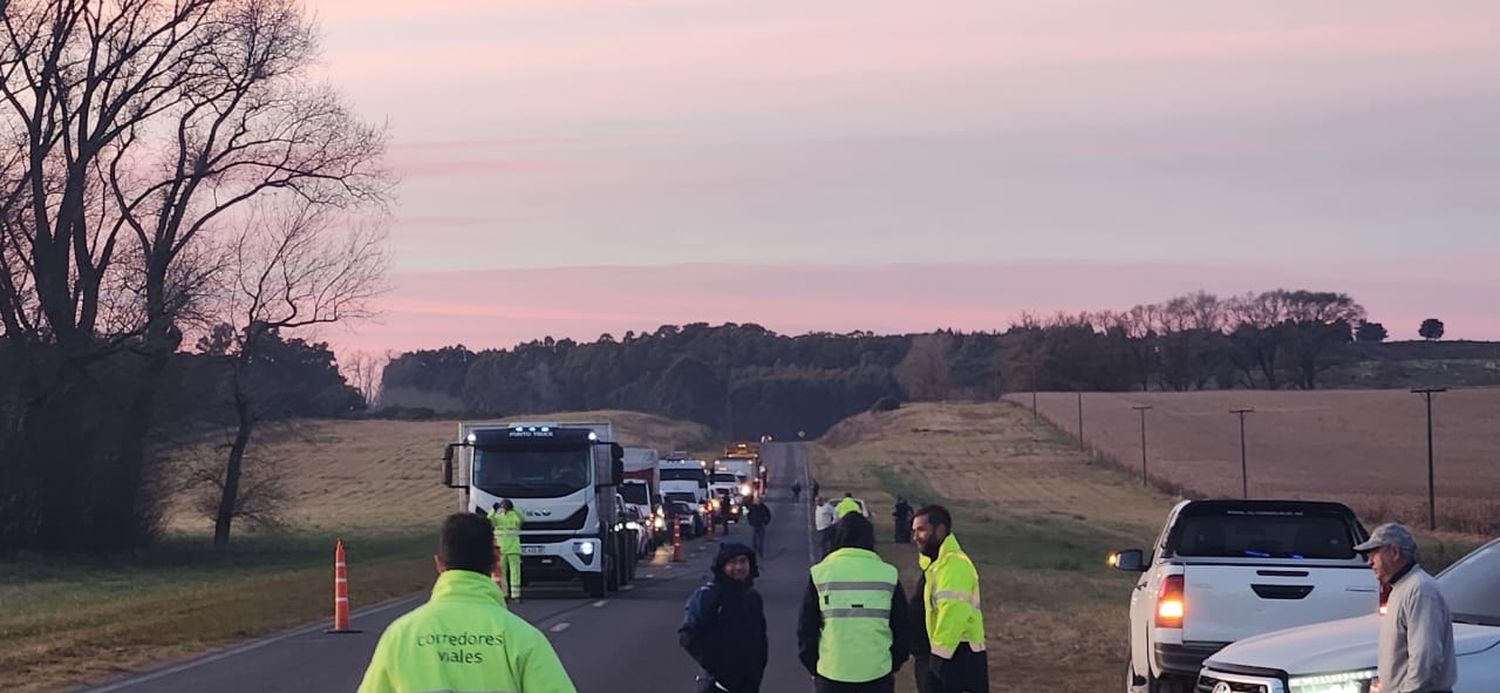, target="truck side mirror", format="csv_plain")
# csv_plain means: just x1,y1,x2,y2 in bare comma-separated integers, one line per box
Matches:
610,443,624,486
442,444,459,489
1111,548,1146,572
